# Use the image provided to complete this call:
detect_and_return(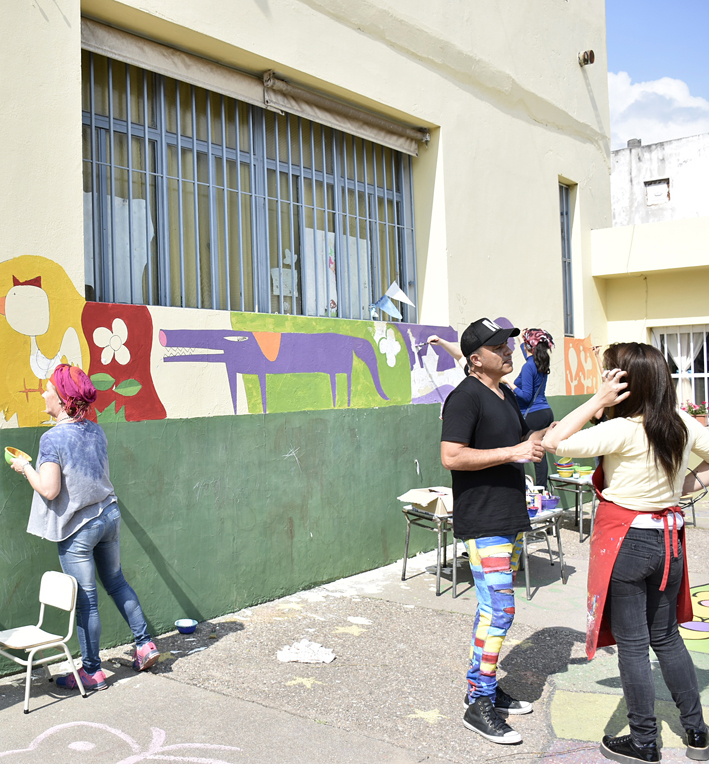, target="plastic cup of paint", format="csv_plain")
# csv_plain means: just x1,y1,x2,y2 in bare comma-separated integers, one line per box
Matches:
5,447,32,466
175,618,198,634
